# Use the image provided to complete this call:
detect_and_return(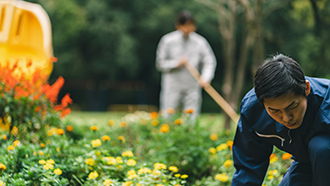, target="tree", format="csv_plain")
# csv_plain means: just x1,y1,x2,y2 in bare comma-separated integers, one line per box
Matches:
196,0,289,129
